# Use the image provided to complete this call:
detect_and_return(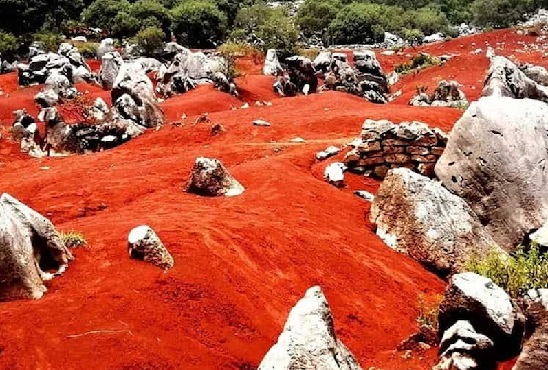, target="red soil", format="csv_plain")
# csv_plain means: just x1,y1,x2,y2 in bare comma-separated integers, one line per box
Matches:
0,29,535,369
